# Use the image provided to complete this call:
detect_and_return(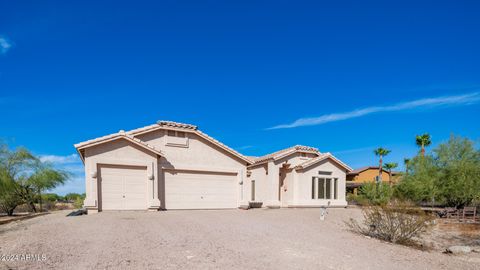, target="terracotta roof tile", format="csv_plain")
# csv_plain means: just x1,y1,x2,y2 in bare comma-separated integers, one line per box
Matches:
252,145,320,165
74,120,252,164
